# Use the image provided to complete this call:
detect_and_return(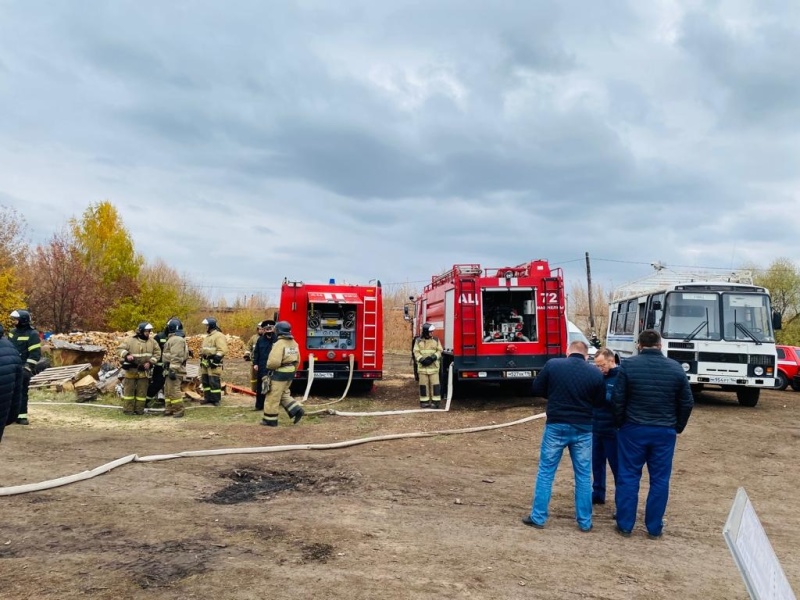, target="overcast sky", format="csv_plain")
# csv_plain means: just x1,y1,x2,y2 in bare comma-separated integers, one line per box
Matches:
2,0,798,303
